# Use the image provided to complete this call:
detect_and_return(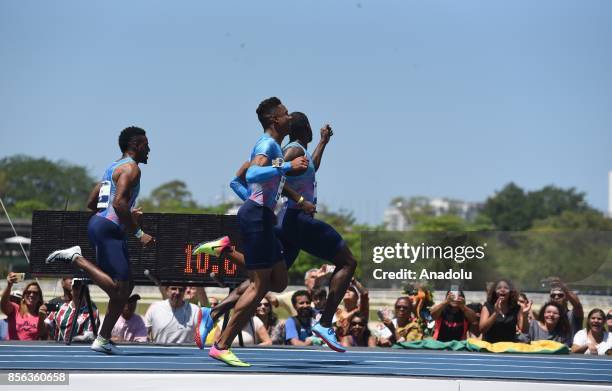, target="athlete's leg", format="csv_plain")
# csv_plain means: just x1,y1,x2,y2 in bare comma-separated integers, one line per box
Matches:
215,268,271,349
319,245,357,327
210,278,250,321
98,279,132,339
